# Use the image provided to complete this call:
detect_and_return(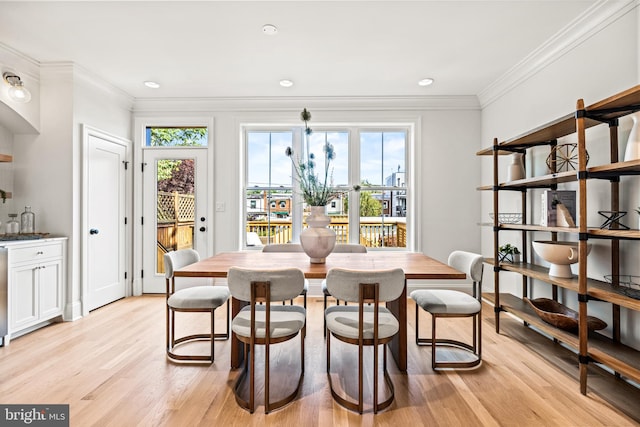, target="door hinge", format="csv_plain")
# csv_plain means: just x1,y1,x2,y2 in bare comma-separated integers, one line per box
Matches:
141,270,144,279
141,162,147,173
141,217,144,225
124,272,128,280
124,217,127,225
122,160,129,170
